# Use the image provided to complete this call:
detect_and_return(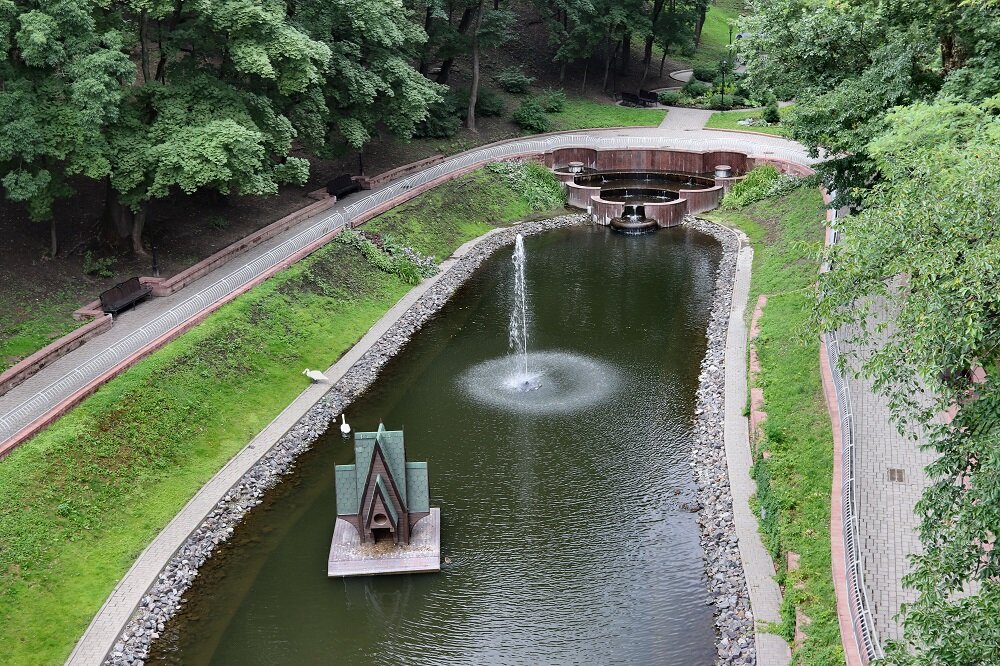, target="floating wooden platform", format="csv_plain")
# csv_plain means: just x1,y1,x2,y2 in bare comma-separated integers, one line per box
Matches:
327,508,440,577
